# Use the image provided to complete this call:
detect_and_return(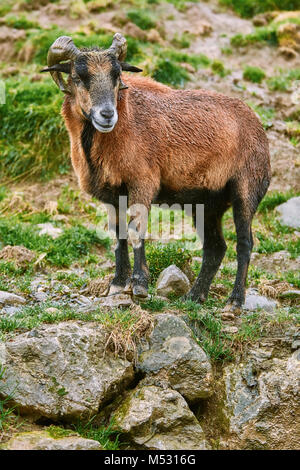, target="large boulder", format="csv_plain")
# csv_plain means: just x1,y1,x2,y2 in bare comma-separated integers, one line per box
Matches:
113,384,210,450
156,265,190,297
223,348,300,449
137,314,213,402
0,321,134,421
2,430,102,450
